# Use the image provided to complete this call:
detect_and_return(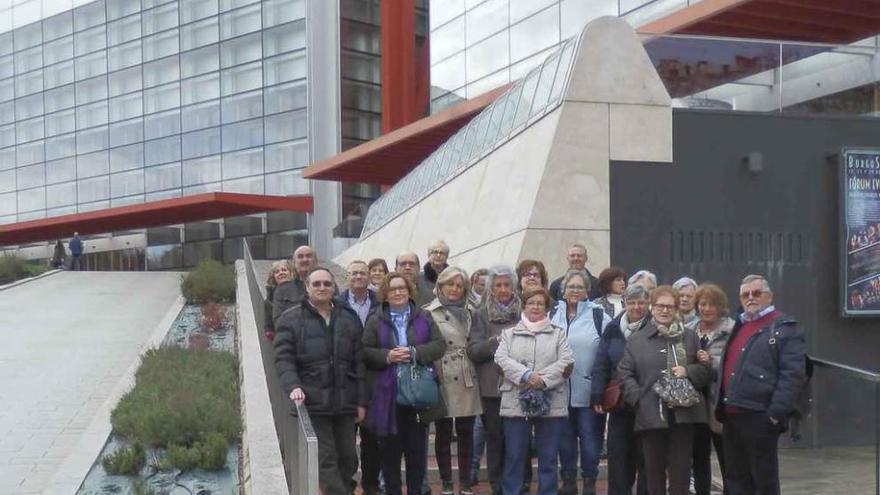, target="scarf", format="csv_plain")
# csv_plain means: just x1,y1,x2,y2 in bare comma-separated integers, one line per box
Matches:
520,313,551,332
438,293,469,326
423,262,447,284
486,294,522,324
654,320,687,372
619,312,645,339
468,289,483,308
